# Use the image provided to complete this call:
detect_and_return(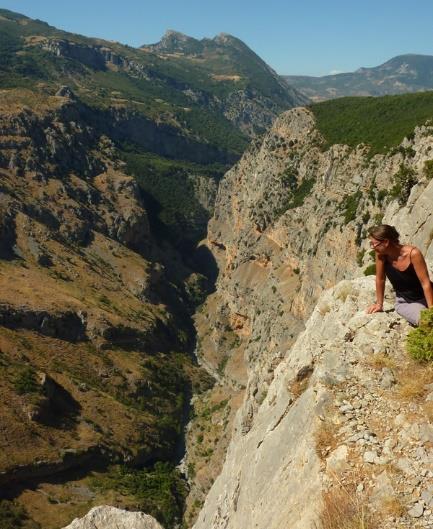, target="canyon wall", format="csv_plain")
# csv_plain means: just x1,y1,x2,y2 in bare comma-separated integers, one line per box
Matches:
187,107,433,528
